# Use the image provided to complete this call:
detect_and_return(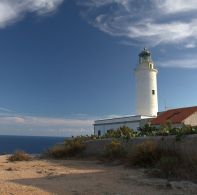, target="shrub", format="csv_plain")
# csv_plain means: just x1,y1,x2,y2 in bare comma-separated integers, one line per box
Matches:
8,150,31,162
103,123,197,139
128,140,197,180
138,124,157,136
104,129,117,138
156,156,179,178
64,139,86,157
104,126,135,139
45,138,86,159
44,145,67,159
156,125,170,136
118,126,135,139
104,129,122,138
103,140,126,160
128,141,159,167
72,135,98,142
